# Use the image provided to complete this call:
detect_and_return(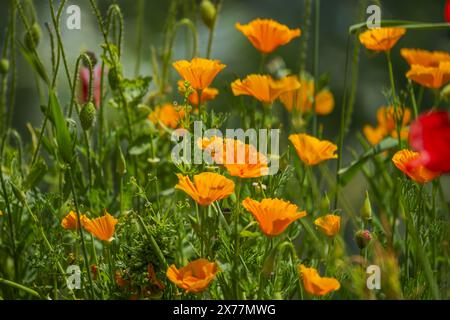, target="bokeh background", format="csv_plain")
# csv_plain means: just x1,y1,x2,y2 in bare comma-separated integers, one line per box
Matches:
1,0,449,209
